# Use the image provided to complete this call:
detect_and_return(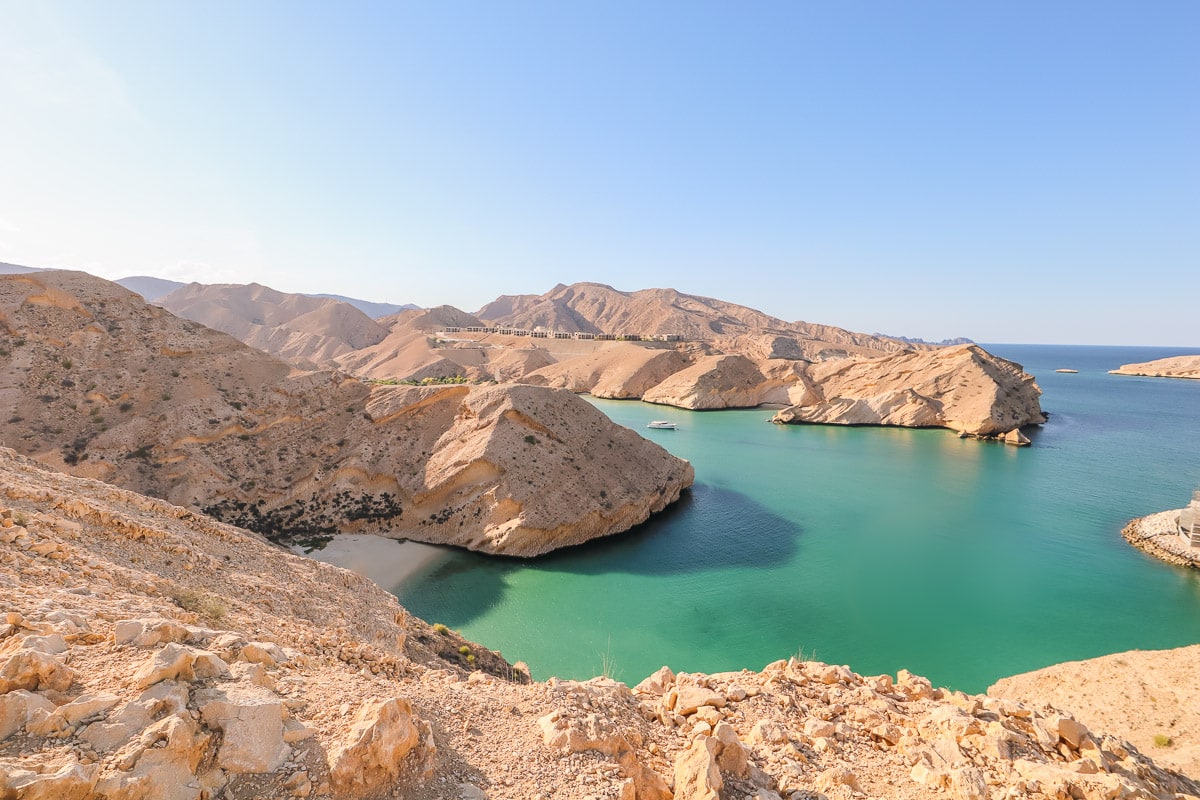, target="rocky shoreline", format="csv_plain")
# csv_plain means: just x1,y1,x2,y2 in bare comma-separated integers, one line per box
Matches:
1121,511,1200,569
